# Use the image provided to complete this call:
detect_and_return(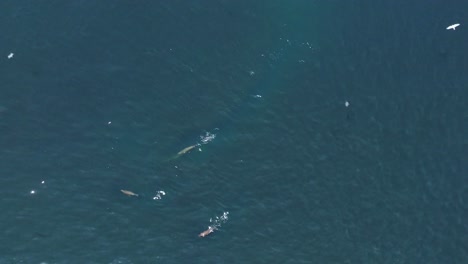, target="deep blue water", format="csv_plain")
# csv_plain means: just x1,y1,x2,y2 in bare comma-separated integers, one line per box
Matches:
1,1,467,263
